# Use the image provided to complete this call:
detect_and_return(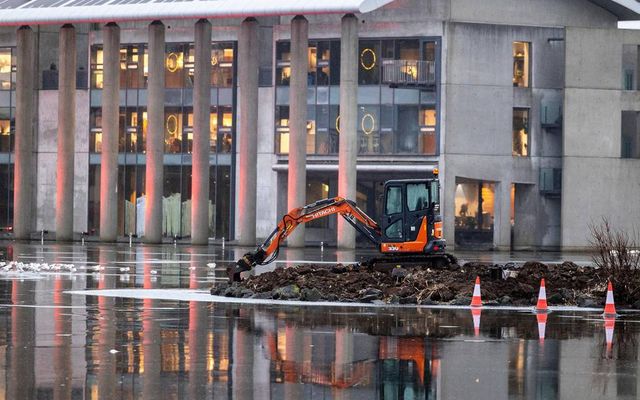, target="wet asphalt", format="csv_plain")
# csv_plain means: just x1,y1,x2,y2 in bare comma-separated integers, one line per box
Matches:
0,241,636,400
